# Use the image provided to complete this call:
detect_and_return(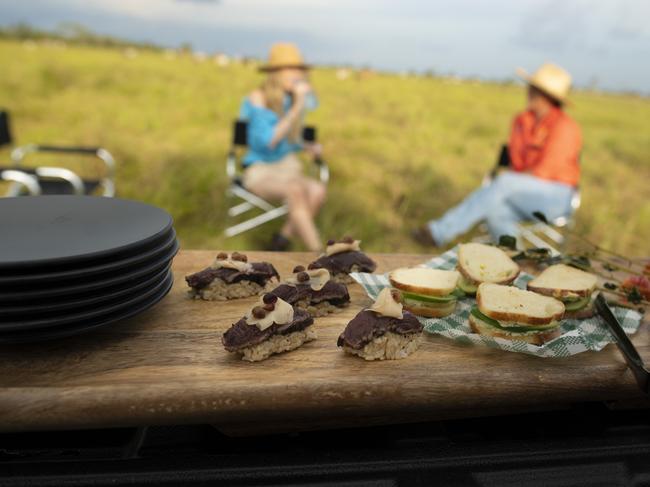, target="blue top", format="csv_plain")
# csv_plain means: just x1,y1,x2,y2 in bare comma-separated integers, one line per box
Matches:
239,94,317,167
